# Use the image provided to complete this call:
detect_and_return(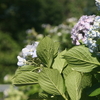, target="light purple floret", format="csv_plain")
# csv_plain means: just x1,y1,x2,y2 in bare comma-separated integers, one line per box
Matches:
71,15,96,45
